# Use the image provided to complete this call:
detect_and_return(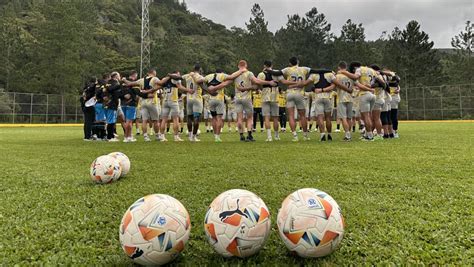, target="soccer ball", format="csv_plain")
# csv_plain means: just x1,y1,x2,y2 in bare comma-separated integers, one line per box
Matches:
90,155,122,184
277,188,344,258
108,152,130,178
119,194,191,266
204,189,271,258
